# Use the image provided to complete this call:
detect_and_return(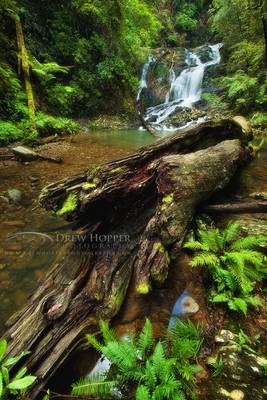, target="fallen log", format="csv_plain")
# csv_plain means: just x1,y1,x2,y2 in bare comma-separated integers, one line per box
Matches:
202,201,267,214
1,120,250,398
